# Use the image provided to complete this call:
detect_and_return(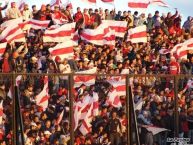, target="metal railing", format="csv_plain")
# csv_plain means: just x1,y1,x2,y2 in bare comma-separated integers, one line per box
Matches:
0,73,192,145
